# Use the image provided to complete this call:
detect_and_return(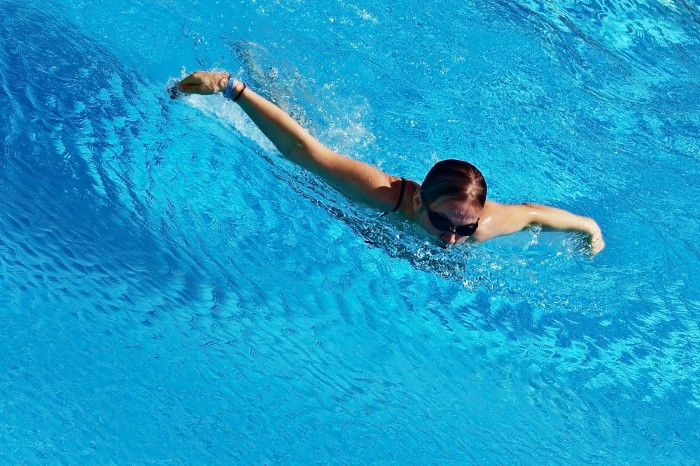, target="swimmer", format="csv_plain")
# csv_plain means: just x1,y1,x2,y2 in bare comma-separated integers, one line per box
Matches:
173,71,605,256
